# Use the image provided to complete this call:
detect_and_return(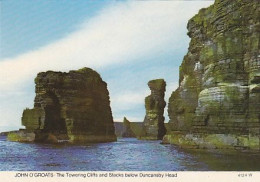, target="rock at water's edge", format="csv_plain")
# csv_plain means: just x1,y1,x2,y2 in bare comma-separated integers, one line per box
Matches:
141,79,167,140
9,67,117,143
122,117,136,138
165,0,260,150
